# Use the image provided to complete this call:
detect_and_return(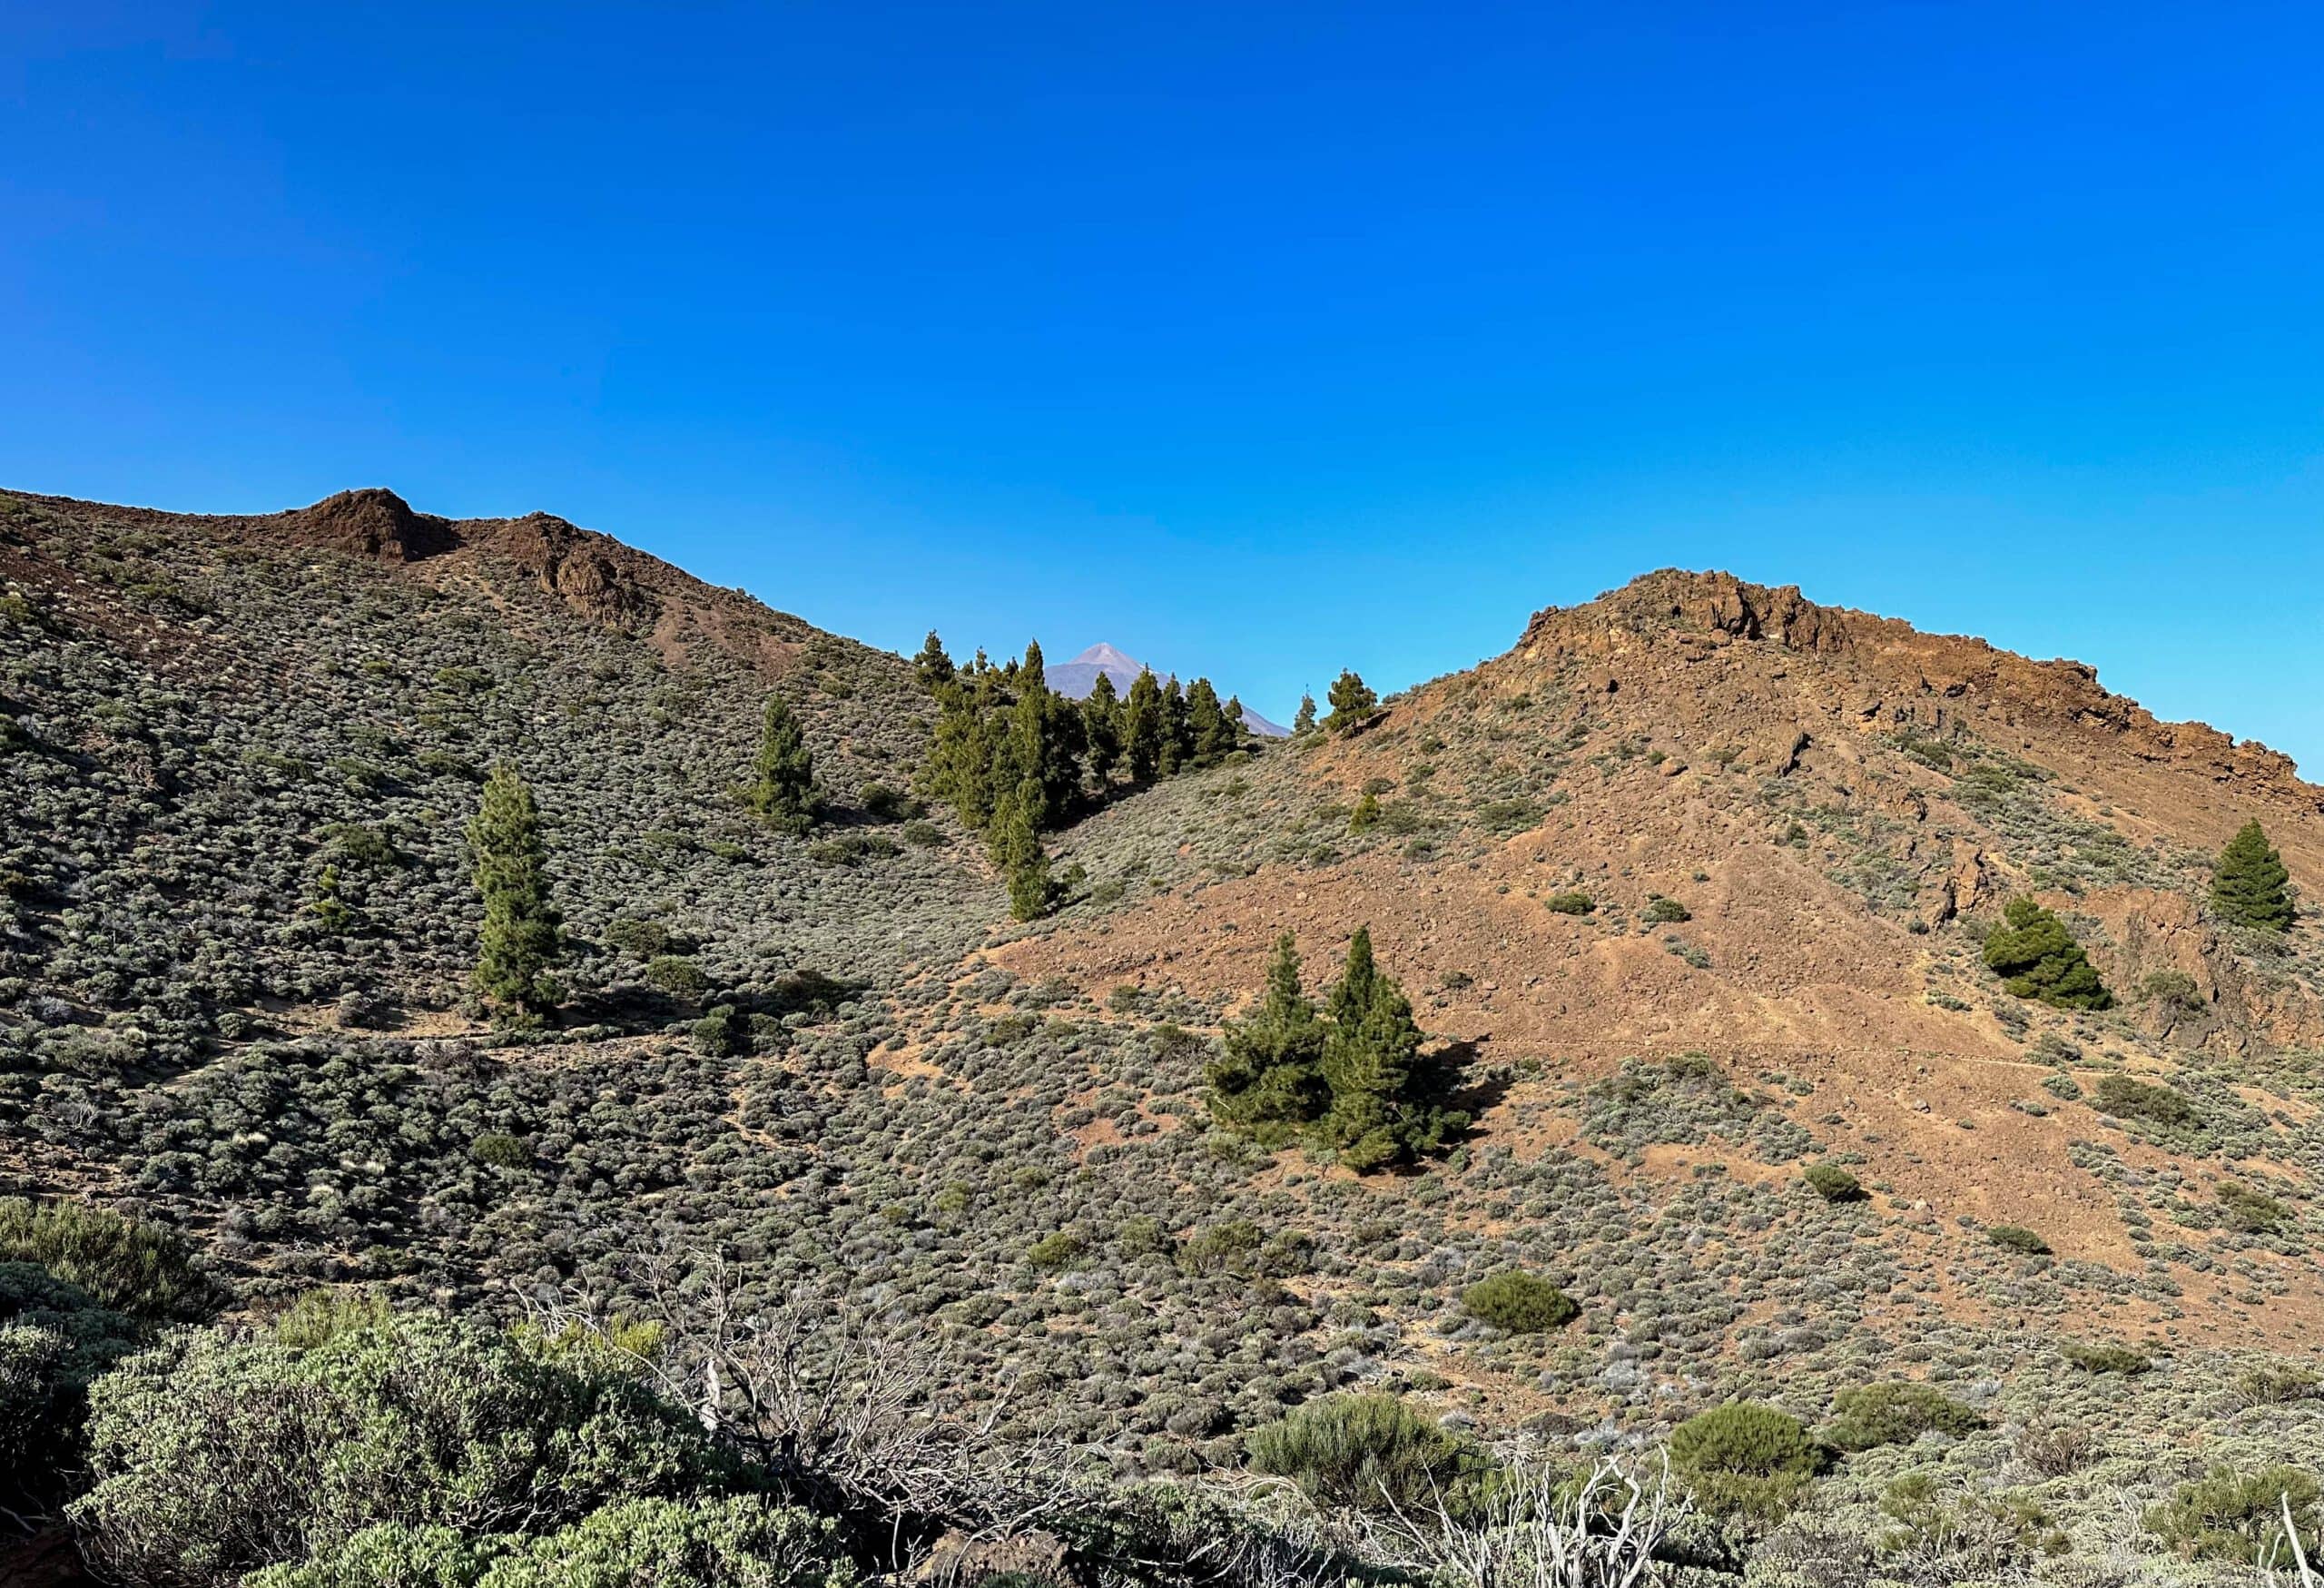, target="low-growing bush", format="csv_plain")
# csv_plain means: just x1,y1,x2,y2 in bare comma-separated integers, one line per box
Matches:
642,956,711,998
2145,1465,2322,1563
1544,892,1595,916
0,1199,214,1321
1803,1163,1864,1204
2062,1340,2151,1376
1245,1393,1482,1514
2092,1073,2193,1127
1824,1381,1984,1453
1987,1225,2050,1256
1460,1271,1578,1334
244,1495,856,1588
70,1312,722,1586
1668,1401,1822,1519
